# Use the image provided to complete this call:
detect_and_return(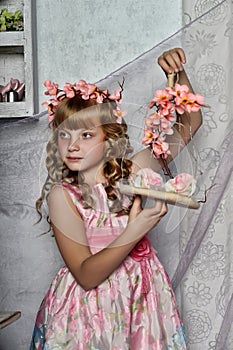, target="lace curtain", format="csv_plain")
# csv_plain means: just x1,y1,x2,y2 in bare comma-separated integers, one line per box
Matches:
0,0,232,348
